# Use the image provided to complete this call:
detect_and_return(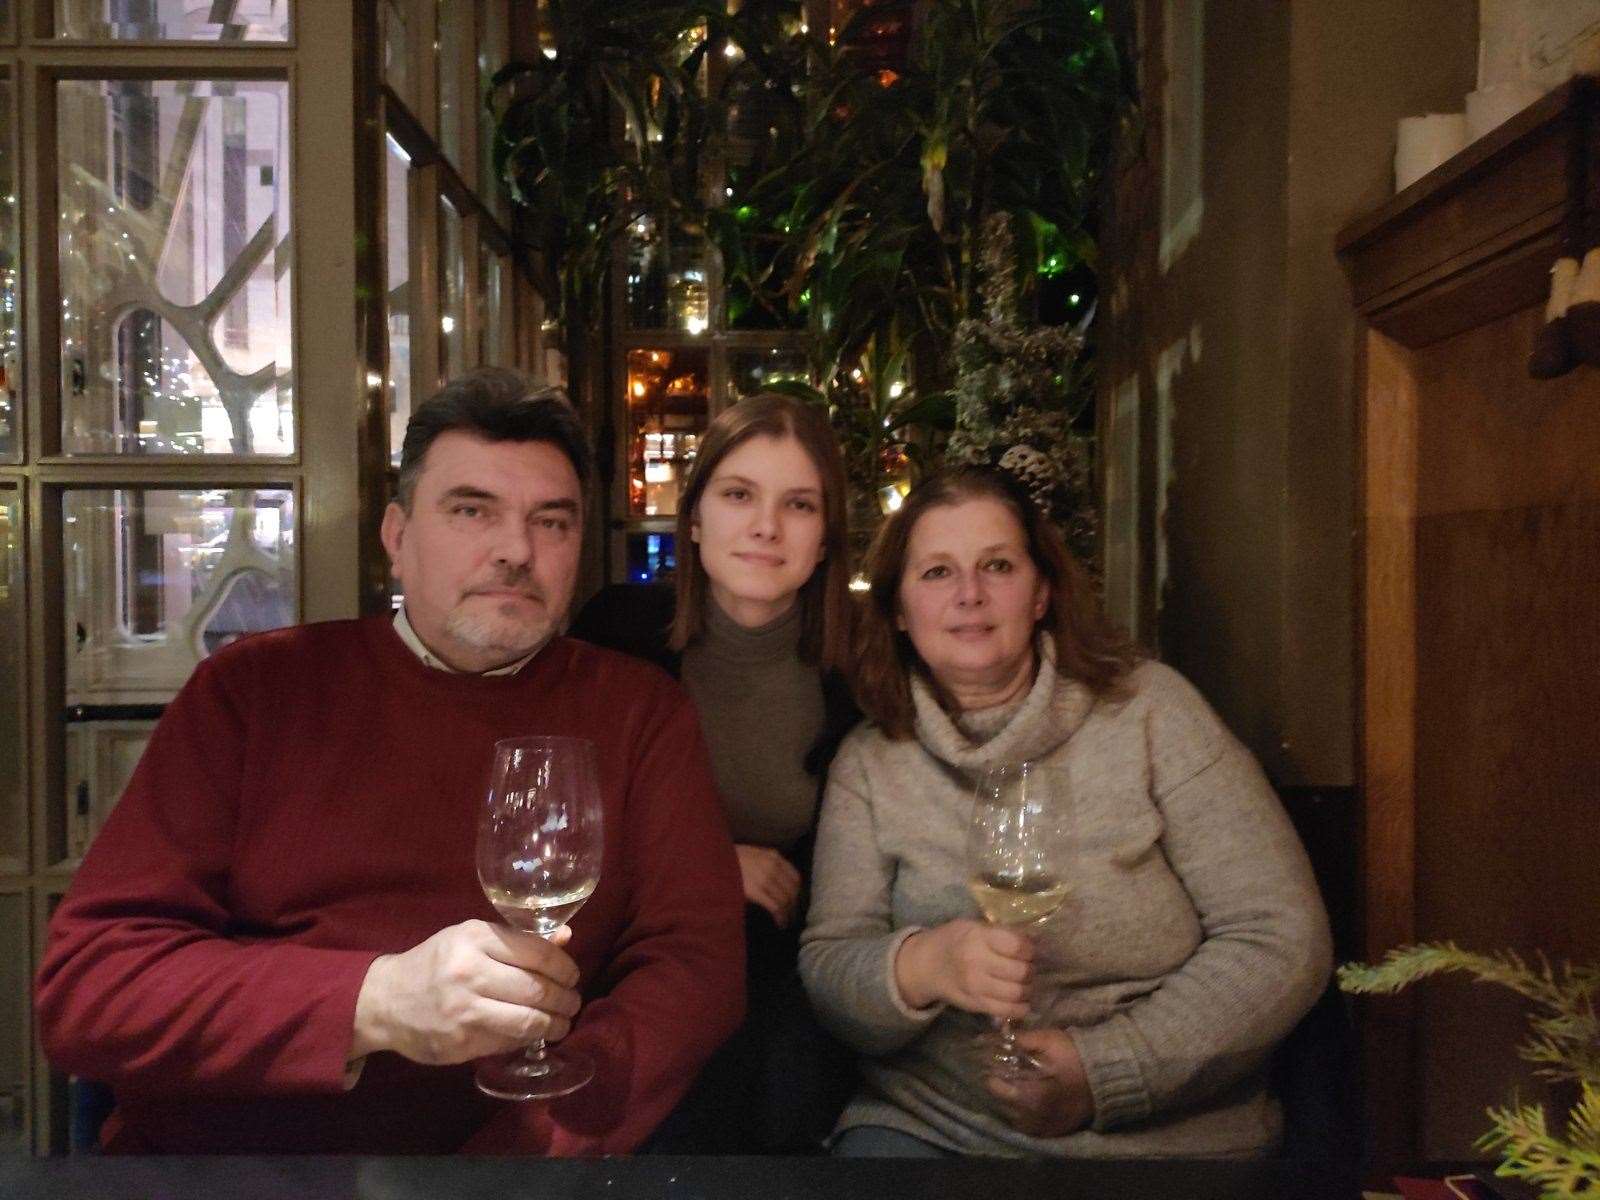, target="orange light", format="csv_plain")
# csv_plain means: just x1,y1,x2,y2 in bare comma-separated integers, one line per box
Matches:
876,69,899,87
